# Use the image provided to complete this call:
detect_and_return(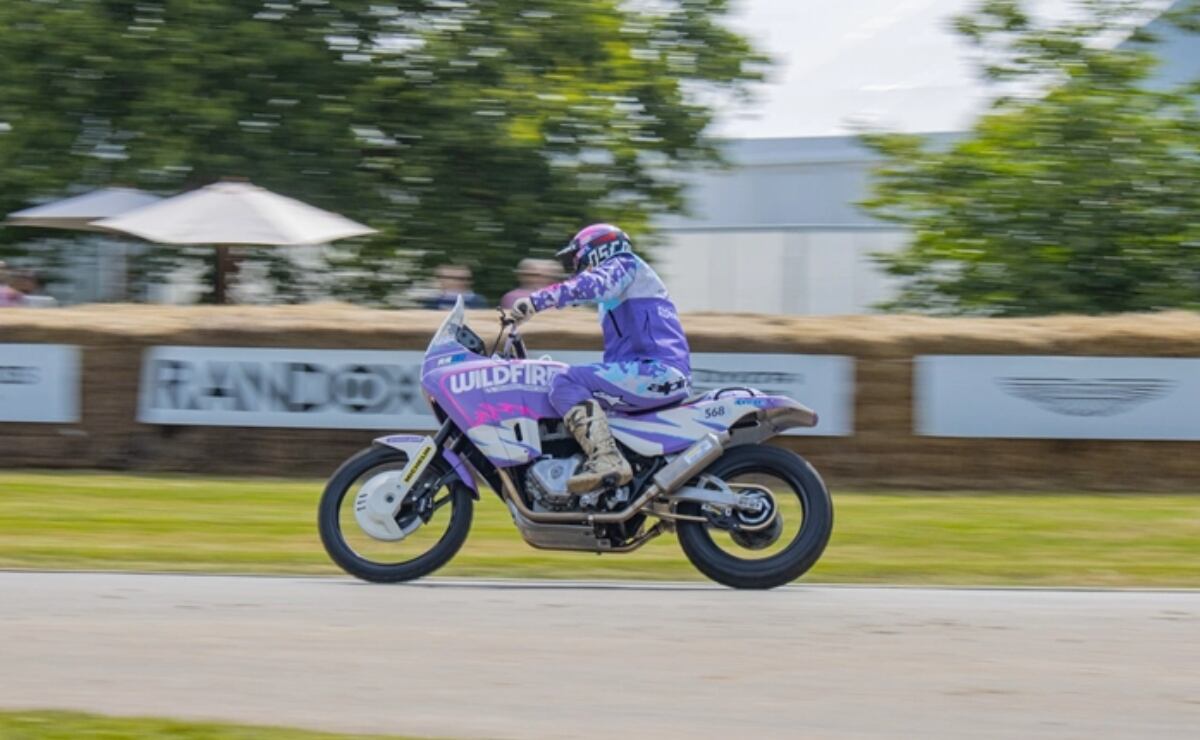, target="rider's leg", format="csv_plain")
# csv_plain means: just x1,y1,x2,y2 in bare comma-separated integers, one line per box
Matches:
549,361,690,493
